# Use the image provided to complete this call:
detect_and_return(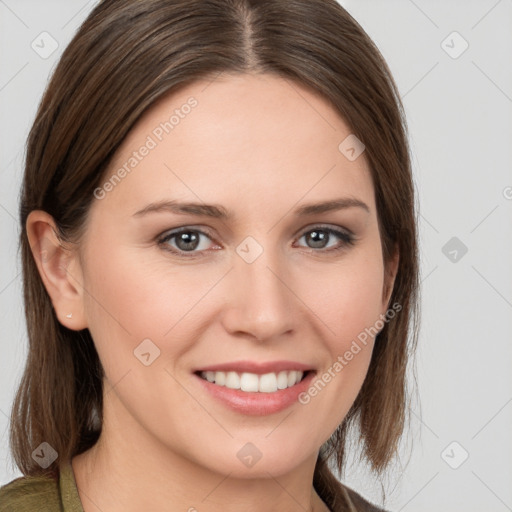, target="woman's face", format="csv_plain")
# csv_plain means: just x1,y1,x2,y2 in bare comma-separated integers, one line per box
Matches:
71,73,397,477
